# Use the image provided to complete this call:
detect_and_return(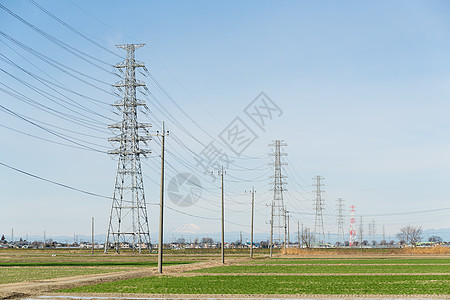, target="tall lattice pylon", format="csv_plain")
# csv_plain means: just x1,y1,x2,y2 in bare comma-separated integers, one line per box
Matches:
313,176,325,244
105,44,152,253
336,198,345,244
269,140,287,248
349,205,357,246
